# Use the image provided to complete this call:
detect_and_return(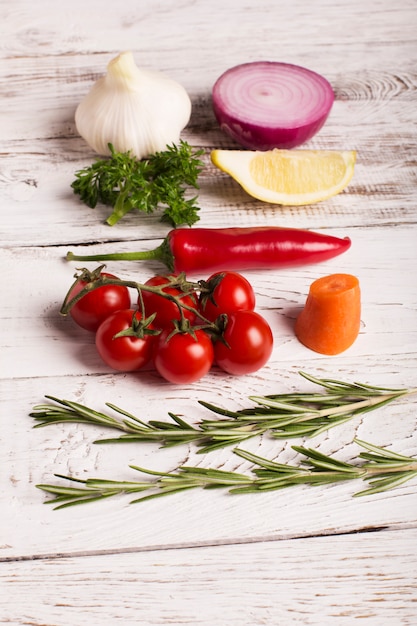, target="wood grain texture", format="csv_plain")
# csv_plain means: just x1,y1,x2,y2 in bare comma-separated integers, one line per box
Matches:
1,529,417,625
1,0,417,624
